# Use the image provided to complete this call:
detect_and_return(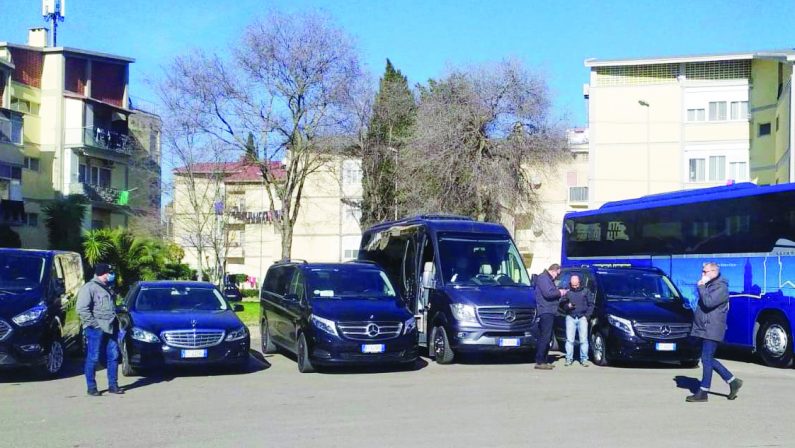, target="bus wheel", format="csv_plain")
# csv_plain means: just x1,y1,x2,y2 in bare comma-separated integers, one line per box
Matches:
757,315,793,368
